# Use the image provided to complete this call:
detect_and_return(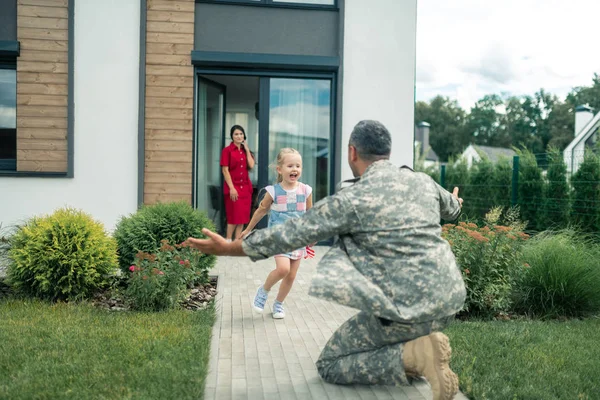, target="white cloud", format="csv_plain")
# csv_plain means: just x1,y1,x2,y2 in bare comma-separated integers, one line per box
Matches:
416,0,600,109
